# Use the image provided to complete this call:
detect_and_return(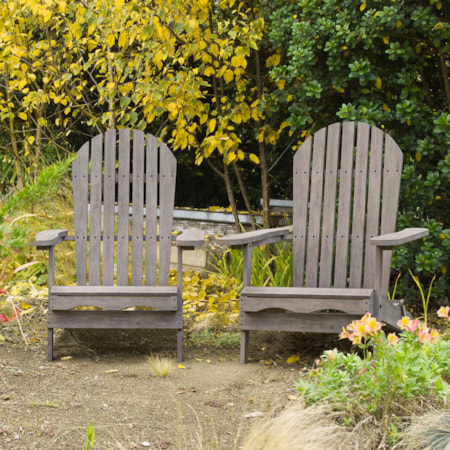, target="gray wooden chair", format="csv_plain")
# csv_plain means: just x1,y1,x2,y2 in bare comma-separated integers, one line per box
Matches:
33,129,204,361
218,121,428,363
